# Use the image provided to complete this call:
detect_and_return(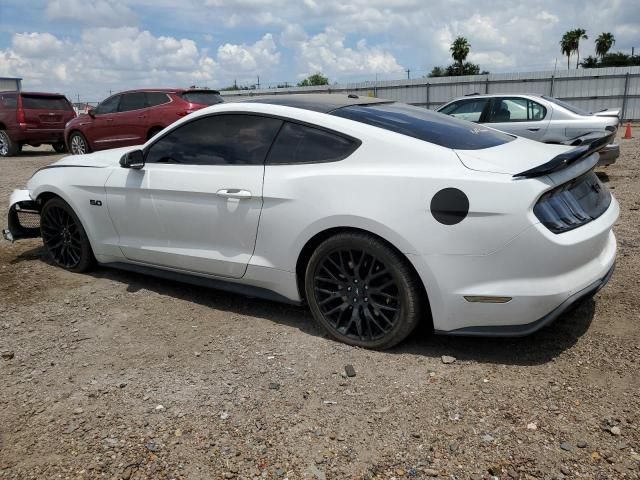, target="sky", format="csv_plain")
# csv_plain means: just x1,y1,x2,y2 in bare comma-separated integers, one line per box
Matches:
0,0,638,103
